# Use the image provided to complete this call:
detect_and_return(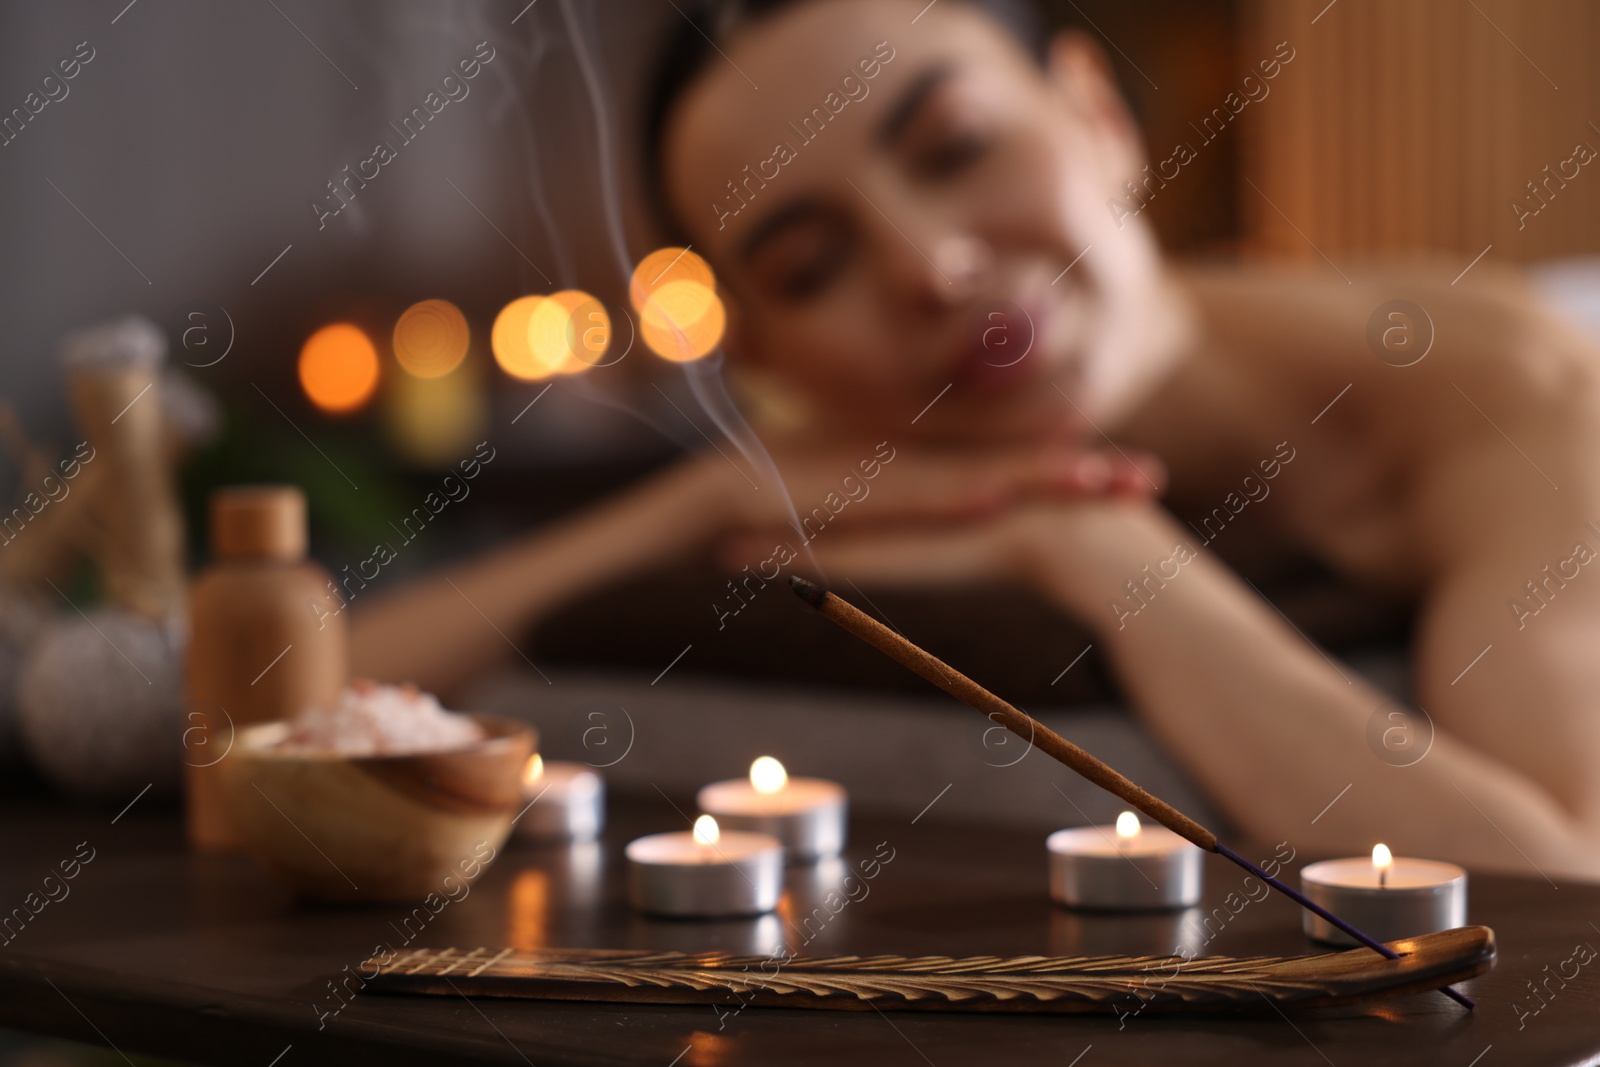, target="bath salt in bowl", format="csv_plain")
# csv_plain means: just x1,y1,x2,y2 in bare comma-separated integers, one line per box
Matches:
219,682,535,902
277,680,486,757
